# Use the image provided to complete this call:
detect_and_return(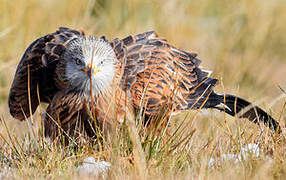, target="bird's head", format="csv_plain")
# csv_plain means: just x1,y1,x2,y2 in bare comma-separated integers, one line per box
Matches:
61,36,116,96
